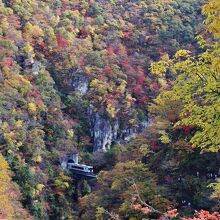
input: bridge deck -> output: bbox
[68,168,97,179]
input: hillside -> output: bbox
[0,0,219,219]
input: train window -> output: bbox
[72,166,84,170]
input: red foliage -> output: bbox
[26,75,34,81]
[133,85,144,97]
[7,14,21,29]
[81,136,92,145]
[62,119,74,129]
[183,210,220,220]
[179,125,194,135]
[106,46,114,54]
[164,175,174,183]
[45,202,51,212]
[121,58,130,68]
[165,209,178,218]
[57,112,63,118]
[137,67,145,84]
[37,41,46,50]
[62,0,72,10]
[44,50,53,56]
[134,205,220,220]
[141,207,151,215]
[140,95,148,103]
[135,95,149,108]
[122,31,132,38]
[56,34,69,49]
[79,57,85,66]
[3,57,14,67]
[104,66,113,75]
[150,81,160,91]
[150,140,160,151]
[137,73,145,84]
[132,204,142,210]
[31,90,42,98]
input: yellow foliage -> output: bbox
[16,141,23,148]
[95,207,105,219]
[150,61,168,75]
[106,103,118,118]
[4,132,16,146]
[85,25,95,34]
[36,184,45,192]
[125,94,135,108]
[202,0,220,38]
[23,42,34,54]
[90,78,107,94]
[158,78,168,89]
[174,49,191,58]
[30,167,36,174]
[67,129,74,138]
[1,17,9,30]
[15,120,23,128]
[90,78,100,87]
[0,154,14,218]
[159,130,171,144]
[28,102,37,113]
[50,15,60,27]
[128,119,136,125]
[24,22,44,41]
[64,182,69,188]
[117,80,127,93]
[33,155,42,163]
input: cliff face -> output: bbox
[72,74,89,96]
[88,105,151,152]
[59,73,152,152]
[61,75,151,152]
[0,69,4,84]
[88,106,117,151]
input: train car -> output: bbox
[67,162,93,173]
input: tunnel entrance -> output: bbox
[67,159,75,164]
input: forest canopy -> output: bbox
[0,0,219,219]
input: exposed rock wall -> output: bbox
[69,76,152,152]
[72,74,89,95]
[0,69,4,84]
[88,106,115,151]
[88,105,151,152]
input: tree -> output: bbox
[0,153,32,219]
[149,0,220,208]
[150,1,220,152]
[79,161,171,219]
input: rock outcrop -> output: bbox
[72,74,89,95]
[88,106,115,151]
[88,105,151,152]
[0,69,4,84]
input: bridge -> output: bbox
[68,168,97,179]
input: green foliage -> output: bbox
[80,160,171,219]
[151,46,220,152]
[0,153,31,219]
[0,0,218,219]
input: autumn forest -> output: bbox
[0,0,220,219]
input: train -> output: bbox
[67,162,94,173]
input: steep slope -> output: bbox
[0,0,208,219]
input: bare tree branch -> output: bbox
[104,210,121,220]
[125,178,170,220]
